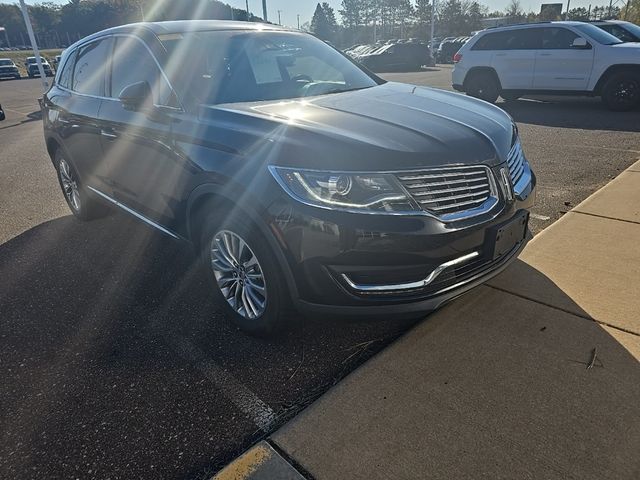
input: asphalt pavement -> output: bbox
[1,71,639,479]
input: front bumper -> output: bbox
[0,69,19,78]
[266,166,536,318]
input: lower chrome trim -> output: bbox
[341,251,481,293]
[87,186,181,240]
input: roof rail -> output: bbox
[486,21,552,30]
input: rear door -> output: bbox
[491,29,540,89]
[533,27,595,90]
[54,38,112,193]
[472,29,539,89]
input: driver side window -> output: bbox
[110,36,177,107]
[542,28,580,49]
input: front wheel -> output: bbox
[465,72,500,103]
[200,211,291,336]
[601,72,640,111]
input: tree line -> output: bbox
[0,0,262,48]
[319,0,636,45]
[0,0,638,49]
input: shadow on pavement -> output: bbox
[0,213,415,479]
[0,110,42,131]
[501,97,640,133]
[274,260,640,480]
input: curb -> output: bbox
[211,441,305,480]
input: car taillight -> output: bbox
[453,52,462,63]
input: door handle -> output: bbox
[495,53,507,56]
[100,129,117,139]
[539,53,552,56]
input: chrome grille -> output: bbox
[396,165,496,219]
[507,141,525,187]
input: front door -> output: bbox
[98,35,186,229]
[533,27,595,90]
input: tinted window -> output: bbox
[57,50,76,89]
[541,27,580,49]
[472,29,541,50]
[602,24,638,42]
[72,39,111,96]
[110,36,175,106]
[573,24,622,45]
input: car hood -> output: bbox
[198,82,514,171]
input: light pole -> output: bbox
[262,0,268,22]
[278,10,282,25]
[297,14,300,30]
[430,0,436,58]
[18,0,47,91]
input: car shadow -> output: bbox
[0,110,42,131]
[0,214,637,478]
[500,97,640,133]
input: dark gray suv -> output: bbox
[42,21,536,335]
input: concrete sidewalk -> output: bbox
[215,161,640,480]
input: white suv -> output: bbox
[452,21,640,111]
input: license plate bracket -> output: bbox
[492,212,529,260]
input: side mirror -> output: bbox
[571,37,590,49]
[118,81,152,111]
[0,104,5,122]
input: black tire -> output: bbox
[54,149,110,221]
[501,92,521,102]
[465,71,500,103]
[199,208,292,336]
[601,71,640,111]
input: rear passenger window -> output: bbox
[57,50,76,89]
[72,38,111,96]
[110,36,176,106]
[472,29,541,50]
[542,28,580,49]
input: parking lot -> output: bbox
[1,69,639,479]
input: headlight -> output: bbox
[269,166,419,214]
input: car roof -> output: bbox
[484,21,587,32]
[588,20,628,24]
[0,58,12,61]
[65,20,291,52]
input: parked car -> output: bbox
[42,20,535,335]
[589,20,640,43]
[452,21,640,111]
[52,54,63,70]
[0,58,21,79]
[25,56,53,77]
[359,42,435,71]
[437,37,470,63]
[0,103,5,121]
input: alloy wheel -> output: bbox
[210,230,267,320]
[58,158,81,212]
[612,79,639,107]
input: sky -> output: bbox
[21,0,621,31]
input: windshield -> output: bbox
[573,24,623,45]
[618,22,640,40]
[159,30,378,108]
[0,59,13,66]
